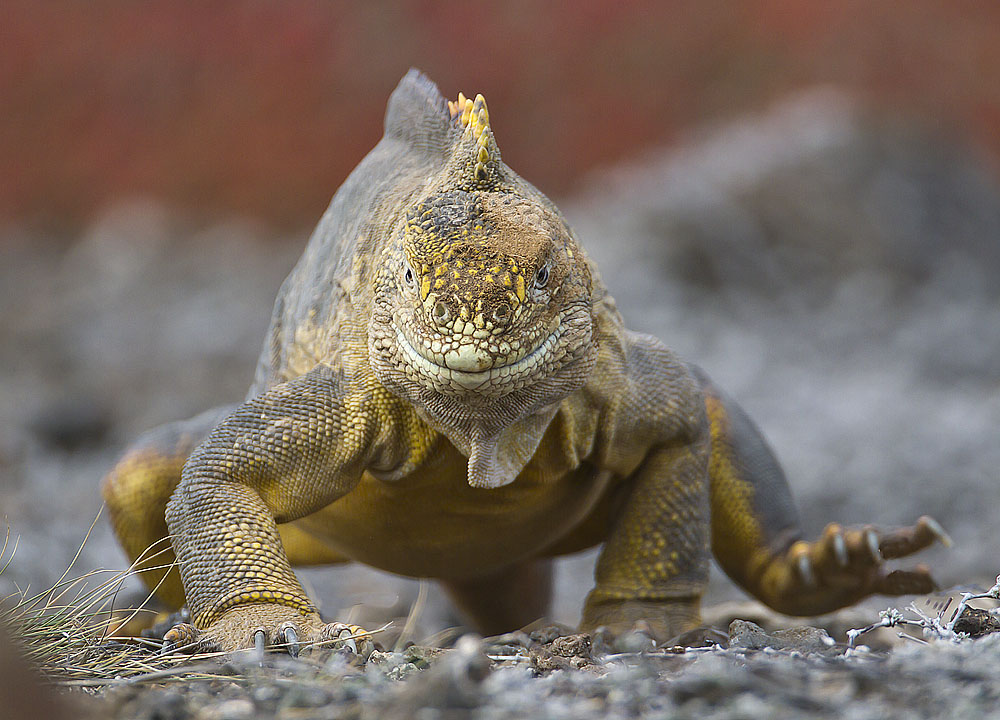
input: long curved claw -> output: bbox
[256,623,300,658]
[786,542,817,587]
[283,625,300,658]
[864,529,882,563]
[921,516,953,547]
[814,524,849,570]
[338,629,359,655]
[253,629,267,666]
[796,553,816,588]
[832,533,849,567]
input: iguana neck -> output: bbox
[414,401,560,489]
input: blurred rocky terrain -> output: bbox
[1,89,997,645]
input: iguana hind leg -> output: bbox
[695,366,944,617]
[102,407,236,608]
[441,558,553,636]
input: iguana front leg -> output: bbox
[581,438,712,640]
[164,363,426,654]
[579,336,713,640]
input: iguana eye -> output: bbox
[403,264,415,287]
[534,263,550,288]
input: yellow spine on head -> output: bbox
[447,90,499,186]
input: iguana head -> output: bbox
[369,87,597,488]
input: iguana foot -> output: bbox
[160,604,374,659]
[580,597,702,644]
[759,515,949,616]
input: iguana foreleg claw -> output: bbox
[282,625,299,658]
[158,605,374,659]
[251,622,301,661]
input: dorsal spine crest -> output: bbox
[448,91,497,185]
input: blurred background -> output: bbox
[2,1,998,637]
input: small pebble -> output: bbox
[196,698,255,720]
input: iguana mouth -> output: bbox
[395,324,566,392]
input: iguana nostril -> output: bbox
[493,303,512,325]
[433,300,451,325]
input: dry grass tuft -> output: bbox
[0,512,235,687]
[1,513,391,689]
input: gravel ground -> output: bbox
[2,90,998,716]
[71,619,1000,720]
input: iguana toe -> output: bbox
[160,621,201,655]
[874,564,937,596]
[877,515,952,558]
[320,622,376,658]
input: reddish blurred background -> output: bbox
[4,0,999,231]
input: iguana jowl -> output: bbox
[103,70,947,652]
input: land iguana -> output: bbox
[102,70,948,654]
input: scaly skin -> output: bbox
[102,70,947,653]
